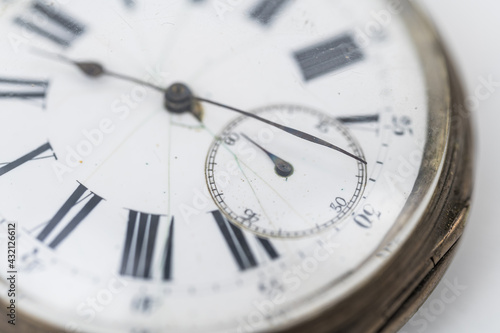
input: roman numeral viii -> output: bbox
[37,184,103,249]
[14,1,86,47]
[0,142,56,177]
[119,212,174,281]
[211,210,279,271]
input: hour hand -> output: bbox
[28,47,165,92]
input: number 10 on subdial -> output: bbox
[205,105,367,239]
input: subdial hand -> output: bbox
[240,133,294,178]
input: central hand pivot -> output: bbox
[164,83,203,121]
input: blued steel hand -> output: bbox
[240,133,294,178]
[30,49,367,165]
[195,96,366,164]
[29,47,165,92]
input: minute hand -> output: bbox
[28,48,366,165]
[196,97,367,165]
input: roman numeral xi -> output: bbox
[14,1,86,47]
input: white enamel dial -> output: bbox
[0,0,439,332]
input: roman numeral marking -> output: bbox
[294,34,364,81]
[120,211,160,279]
[0,142,56,177]
[37,183,103,249]
[162,217,175,281]
[338,114,381,134]
[0,77,49,106]
[120,212,174,280]
[14,2,86,47]
[256,236,279,260]
[250,0,291,26]
[122,0,136,9]
[211,210,279,271]
[337,114,380,124]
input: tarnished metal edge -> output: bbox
[280,0,474,332]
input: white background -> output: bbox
[401,1,500,332]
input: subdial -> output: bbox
[205,105,367,238]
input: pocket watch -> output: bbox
[0,0,473,332]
